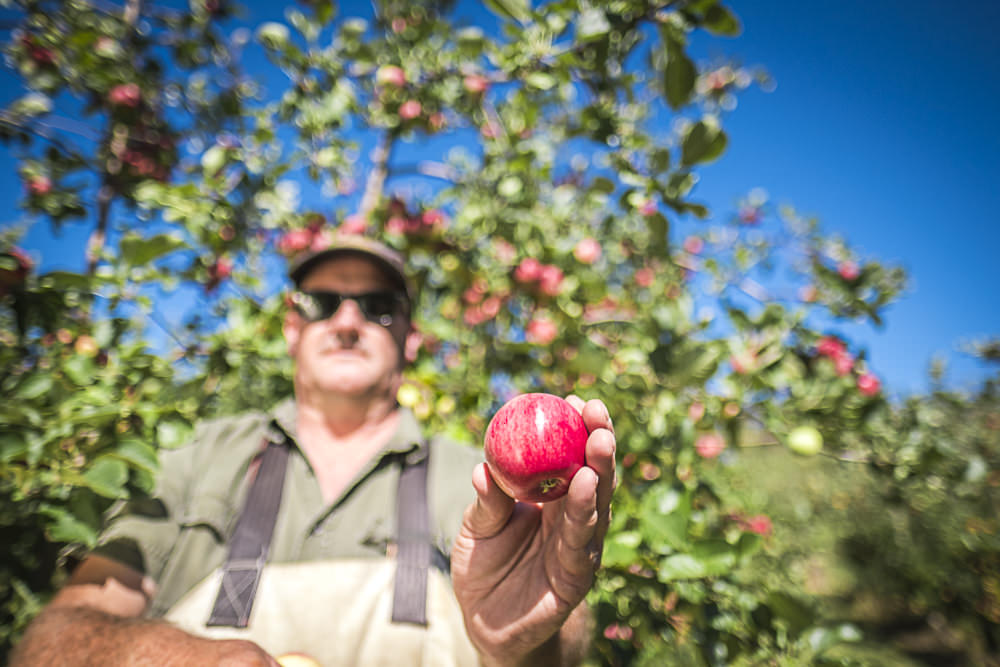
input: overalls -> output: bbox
[161,423,479,666]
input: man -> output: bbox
[11,235,617,666]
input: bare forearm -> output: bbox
[10,604,272,667]
[11,605,186,666]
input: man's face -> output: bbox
[284,254,417,402]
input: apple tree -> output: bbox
[7,0,991,665]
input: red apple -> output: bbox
[398,99,422,120]
[339,213,367,235]
[573,237,602,264]
[463,74,489,95]
[514,257,542,283]
[26,175,52,196]
[375,65,406,88]
[538,264,564,296]
[484,393,588,502]
[857,372,881,396]
[816,336,846,359]
[525,316,558,345]
[682,236,704,255]
[634,266,655,288]
[738,205,761,224]
[205,255,233,291]
[0,247,32,292]
[838,260,860,281]
[108,83,142,108]
[694,432,726,459]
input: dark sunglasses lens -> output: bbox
[295,291,403,325]
[357,292,400,319]
[292,292,343,321]
[311,293,346,320]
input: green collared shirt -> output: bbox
[95,399,482,617]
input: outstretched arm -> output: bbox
[10,554,279,667]
[450,397,616,666]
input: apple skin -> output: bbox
[484,393,589,502]
[787,425,823,457]
[276,653,321,667]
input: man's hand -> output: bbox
[450,396,616,667]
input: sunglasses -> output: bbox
[290,290,409,327]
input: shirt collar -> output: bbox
[269,397,426,462]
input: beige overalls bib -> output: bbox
[163,429,479,666]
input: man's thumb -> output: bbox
[462,463,516,539]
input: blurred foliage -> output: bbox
[0,0,996,664]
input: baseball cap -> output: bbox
[287,234,415,305]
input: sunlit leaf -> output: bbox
[81,456,128,498]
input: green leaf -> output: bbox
[766,591,817,637]
[603,530,642,568]
[62,355,94,386]
[737,532,764,559]
[703,4,742,36]
[42,508,99,547]
[577,8,610,41]
[9,92,53,117]
[0,431,28,462]
[257,22,290,49]
[640,486,690,553]
[664,43,696,110]
[670,344,723,385]
[112,438,160,473]
[525,72,557,90]
[81,456,129,498]
[658,553,704,581]
[483,0,531,24]
[119,233,185,268]
[658,540,740,581]
[681,116,727,166]
[16,373,53,400]
[64,403,122,426]
[156,416,193,449]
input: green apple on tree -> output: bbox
[787,425,823,457]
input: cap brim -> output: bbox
[287,236,414,305]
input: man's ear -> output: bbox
[283,309,303,357]
[403,326,421,364]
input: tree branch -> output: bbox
[85,0,142,276]
[358,131,395,220]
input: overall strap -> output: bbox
[207,421,291,628]
[391,443,433,626]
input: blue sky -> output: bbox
[690,1,1000,396]
[3,1,998,398]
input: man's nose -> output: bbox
[325,296,367,329]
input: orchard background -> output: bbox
[1,0,998,665]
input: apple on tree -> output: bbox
[0,247,33,294]
[786,425,823,457]
[484,393,588,503]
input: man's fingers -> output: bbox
[568,396,617,546]
[581,398,613,434]
[554,466,601,584]
[462,462,517,539]
[586,427,616,544]
[565,394,586,413]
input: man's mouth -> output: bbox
[321,346,366,358]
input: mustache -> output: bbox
[317,335,368,356]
